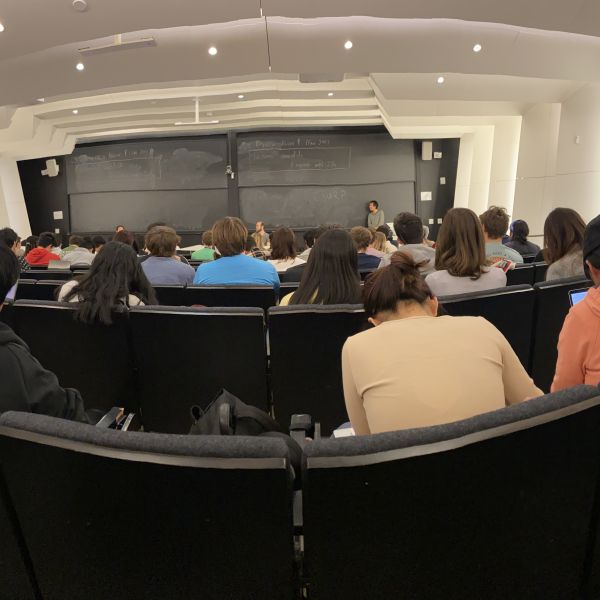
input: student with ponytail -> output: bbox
[341,254,541,435]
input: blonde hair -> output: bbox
[372,232,387,253]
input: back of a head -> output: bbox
[146,221,167,232]
[584,214,600,272]
[0,245,19,303]
[350,226,372,251]
[245,234,257,252]
[201,230,213,246]
[37,232,56,248]
[435,208,486,279]
[292,229,360,305]
[0,228,19,249]
[377,224,393,241]
[64,241,156,324]
[479,206,510,239]
[270,227,296,261]
[145,226,179,257]
[92,235,106,251]
[363,252,432,317]
[393,212,424,244]
[303,229,317,249]
[212,217,247,257]
[69,235,84,247]
[544,207,586,264]
[372,232,387,252]
[510,220,529,244]
[80,239,94,252]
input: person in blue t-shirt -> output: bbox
[193,217,279,291]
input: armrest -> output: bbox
[290,414,321,443]
[94,407,125,428]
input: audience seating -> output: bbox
[278,282,300,300]
[440,285,535,369]
[302,385,600,600]
[16,279,61,302]
[152,284,186,306]
[185,285,277,311]
[530,276,592,392]
[129,306,269,434]
[20,270,72,281]
[523,254,538,264]
[268,304,368,435]
[534,261,549,283]
[10,301,138,413]
[0,411,296,600]
[506,264,535,286]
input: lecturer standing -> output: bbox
[367,201,385,229]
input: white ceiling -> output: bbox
[0,0,596,155]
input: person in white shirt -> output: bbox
[268,227,306,272]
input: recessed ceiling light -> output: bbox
[344,40,353,50]
[76,62,85,71]
[473,43,482,53]
[72,109,79,114]
[437,76,445,84]
[36,98,45,103]
[238,94,245,99]
[0,23,5,33]
[208,46,218,56]
[328,92,334,97]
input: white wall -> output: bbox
[0,158,31,237]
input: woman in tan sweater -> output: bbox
[342,254,542,435]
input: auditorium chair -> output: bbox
[129,306,269,433]
[21,270,72,281]
[533,261,549,283]
[0,411,296,600]
[439,285,535,369]
[152,284,186,306]
[184,285,278,311]
[10,300,137,413]
[14,279,38,300]
[506,264,535,286]
[278,282,300,300]
[302,385,600,600]
[530,276,592,392]
[269,304,368,435]
[0,298,15,327]
[15,280,61,302]
[523,254,538,264]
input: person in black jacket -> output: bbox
[0,246,88,421]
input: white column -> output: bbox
[0,157,31,237]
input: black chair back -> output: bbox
[534,261,548,282]
[184,285,277,311]
[531,277,592,392]
[268,304,367,434]
[440,285,535,369]
[523,254,537,263]
[21,270,72,281]
[130,306,268,433]
[14,279,38,301]
[11,301,137,412]
[0,412,295,600]
[278,282,300,301]
[506,264,535,286]
[152,284,185,306]
[303,386,600,600]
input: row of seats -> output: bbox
[0,276,589,435]
[506,261,548,286]
[2,384,600,599]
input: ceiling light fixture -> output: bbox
[76,62,85,71]
[0,23,5,33]
[437,76,445,84]
[36,98,45,103]
[344,40,353,50]
[328,92,334,97]
[208,46,218,56]
[473,43,482,53]
[238,94,245,99]
[72,109,79,114]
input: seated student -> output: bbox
[479,206,524,264]
[59,241,157,323]
[280,229,361,306]
[61,235,95,266]
[92,235,106,254]
[350,227,381,270]
[191,231,217,262]
[379,213,435,275]
[298,229,317,262]
[552,214,600,391]
[422,225,436,248]
[193,217,279,290]
[505,220,540,257]
[268,227,305,272]
[26,232,61,267]
[0,227,29,270]
[0,246,88,421]
[140,226,195,285]
[376,225,398,252]
[244,234,268,261]
[366,233,387,259]
[113,229,140,254]
[280,226,329,283]
[425,208,506,296]
[342,253,541,435]
[542,208,586,281]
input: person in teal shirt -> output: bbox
[480,206,524,264]
[193,217,279,291]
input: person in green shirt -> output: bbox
[191,230,217,262]
[367,201,385,229]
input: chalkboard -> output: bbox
[239,183,415,229]
[66,137,228,193]
[70,190,228,232]
[237,132,415,187]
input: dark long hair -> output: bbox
[510,220,529,244]
[63,241,156,325]
[543,208,585,264]
[290,229,361,305]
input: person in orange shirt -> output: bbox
[552,214,600,391]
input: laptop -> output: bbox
[569,288,589,307]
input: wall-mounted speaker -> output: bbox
[41,159,59,178]
[422,141,433,161]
